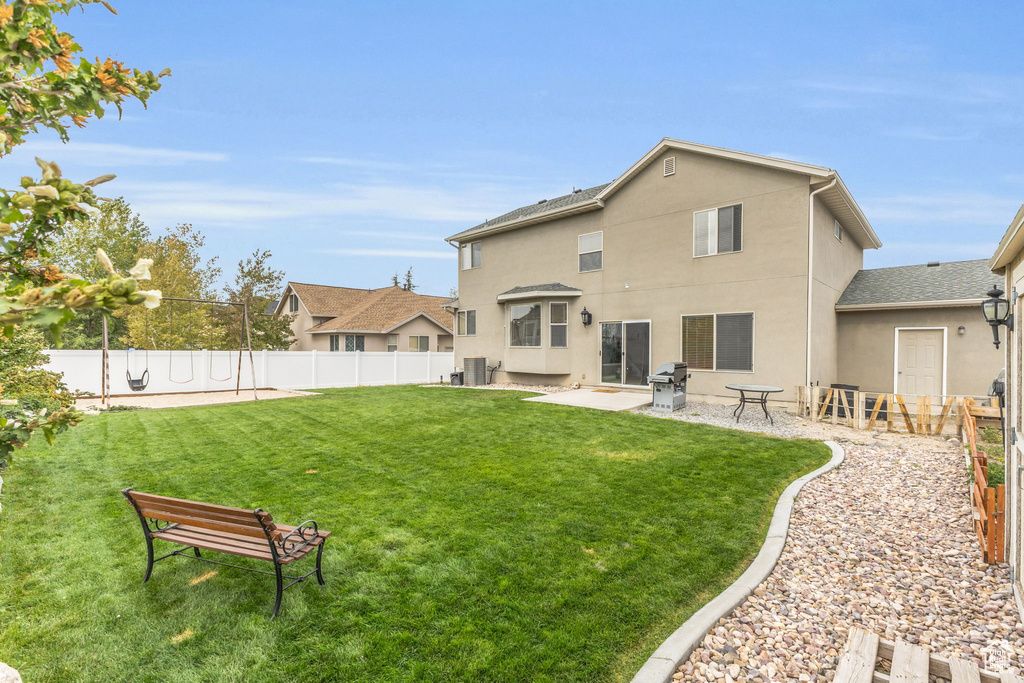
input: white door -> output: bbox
[896,329,944,395]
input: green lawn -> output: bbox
[0,386,829,682]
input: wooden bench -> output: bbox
[122,488,330,617]
[836,627,1024,683]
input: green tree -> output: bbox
[123,223,220,350]
[218,249,294,350]
[402,267,416,292]
[48,197,150,348]
[0,0,168,459]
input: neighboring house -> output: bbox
[836,259,1002,396]
[274,282,454,352]
[446,138,880,402]
[988,202,1024,612]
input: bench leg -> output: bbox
[193,547,201,558]
[315,540,326,585]
[142,535,155,583]
[271,563,284,619]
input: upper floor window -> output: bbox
[578,231,603,272]
[288,293,299,312]
[834,220,843,242]
[457,310,476,336]
[681,312,753,372]
[694,204,742,257]
[509,302,542,347]
[329,334,340,352]
[409,335,429,352]
[461,242,482,270]
[550,302,568,348]
[387,334,398,352]
[345,334,364,352]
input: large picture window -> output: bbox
[457,310,476,336]
[461,241,482,270]
[345,334,364,352]
[549,302,567,348]
[409,335,429,352]
[681,312,753,371]
[694,204,742,257]
[578,232,603,272]
[509,302,542,347]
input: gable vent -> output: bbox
[663,156,676,176]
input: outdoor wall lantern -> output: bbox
[982,285,1012,348]
[580,307,593,326]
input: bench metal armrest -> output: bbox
[277,520,319,558]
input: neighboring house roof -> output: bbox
[496,282,583,302]
[836,259,996,310]
[276,282,384,317]
[990,203,1024,272]
[265,299,279,315]
[303,285,454,334]
[446,138,881,250]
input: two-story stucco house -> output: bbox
[445,138,883,403]
[275,282,454,353]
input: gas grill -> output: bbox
[646,362,689,412]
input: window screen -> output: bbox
[717,205,742,253]
[681,315,714,369]
[550,302,567,348]
[715,313,753,371]
[289,294,298,313]
[458,310,476,336]
[695,205,741,256]
[329,334,339,352]
[578,232,603,272]
[387,334,398,352]
[461,242,481,269]
[409,335,429,352]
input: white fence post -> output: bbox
[394,351,399,384]
[261,349,268,388]
[201,349,210,392]
[425,350,431,383]
[310,350,318,390]
[354,350,361,387]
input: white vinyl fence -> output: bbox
[43,349,455,396]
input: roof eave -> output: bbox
[445,199,604,243]
[496,290,583,302]
[381,311,454,334]
[823,175,882,250]
[835,298,984,312]
[990,203,1024,272]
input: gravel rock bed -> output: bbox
[674,442,1023,681]
[635,400,800,438]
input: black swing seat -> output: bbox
[126,369,149,391]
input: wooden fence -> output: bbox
[963,400,1006,564]
[795,386,996,436]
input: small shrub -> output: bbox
[104,405,144,412]
[980,425,1003,444]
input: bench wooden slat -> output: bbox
[137,507,271,540]
[132,496,271,528]
[890,640,929,683]
[156,525,280,554]
[836,628,879,683]
[129,491,275,523]
[156,529,277,562]
[950,658,982,683]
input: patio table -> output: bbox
[725,384,784,425]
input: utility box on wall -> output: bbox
[464,357,487,386]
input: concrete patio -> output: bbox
[522,387,652,411]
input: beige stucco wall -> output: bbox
[453,149,864,401]
[809,198,865,386]
[835,306,1000,396]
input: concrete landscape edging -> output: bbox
[629,440,846,683]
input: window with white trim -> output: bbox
[681,312,753,371]
[457,310,476,336]
[409,335,429,352]
[387,334,398,352]
[834,220,843,242]
[578,231,602,272]
[694,204,742,257]
[329,334,340,352]
[461,242,482,270]
[288,293,299,313]
[345,334,364,352]
[549,302,567,348]
[509,302,542,347]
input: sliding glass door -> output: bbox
[600,321,650,386]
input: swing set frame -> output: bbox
[100,298,260,406]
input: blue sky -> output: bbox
[6,1,1022,297]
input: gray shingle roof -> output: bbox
[498,283,582,297]
[837,259,997,307]
[450,184,610,241]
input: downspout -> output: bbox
[805,177,837,387]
